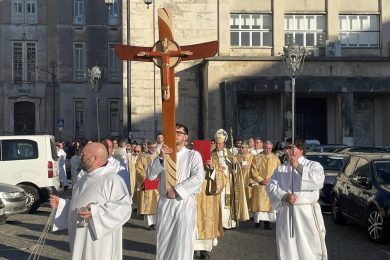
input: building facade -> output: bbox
[0,0,123,141]
[123,0,390,146]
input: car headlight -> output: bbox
[2,192,25,199]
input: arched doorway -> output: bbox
[14,101,35,135]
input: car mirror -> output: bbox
[354,176,372,188]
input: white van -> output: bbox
[0,135,61,213]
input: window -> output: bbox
[230,14,272,47]
[108,43,121,81]
[344,156,359,177]
[108,0,119,25]
[108,99,120,135]
[74,0,84,25]
[1,139,38,161]
[12,0,37,24]
[73,42,85,81]
[339,15,379,47]
[13,41,36,82]
[375,161,390,185]
[284,15,326,49]
[74,99,85,137]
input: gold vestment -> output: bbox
[249,154,280,212]
[211,149,249,222]
[135,153,159,215]
[196,168,224,240]
[236,153,254,207]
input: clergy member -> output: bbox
[236,141,254,208]
[194,163,225,259]
[128,144,142,208]
[211,129,249,229]
[49,142,132,260]
[266,137,327,260]
[251,137,264,155]
[147,123,204,260]
[135,141,160,230]
[250,140,280,229]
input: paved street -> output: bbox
[1,200,390,260]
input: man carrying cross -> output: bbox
[115,8,218,259]
[147,123,204,260]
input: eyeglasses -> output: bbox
[284,146,293,150]
[126,149,131,151]
[176,131,186,136]
[133,150,141,153]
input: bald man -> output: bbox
[50,143,132,260]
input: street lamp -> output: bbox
[87,66,103,142]
[36,61,57,136]
[143,0,152,8]
[282,39,305,238]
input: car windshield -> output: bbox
[374,161,390,184]
[306,155,346,171]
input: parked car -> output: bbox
[333,146,388,154]
[0,183,28,217]
[0,199,5,224]
[307,144,348,153]
[0,135,61,213]
[306,152,348,208]
[331,153,390,242]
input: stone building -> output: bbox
[123,0,390,146]
[0,0,123,141]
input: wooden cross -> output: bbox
[115,8,218,191]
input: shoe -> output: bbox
[149,224,156,230]
[264,221,272,230]
[254,222,260,228]
[199,250,210,259]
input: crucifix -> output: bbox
[115,8,218,191]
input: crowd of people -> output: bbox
[49,125,327,260]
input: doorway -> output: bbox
[296,97,327,144]
[14,101,35,135]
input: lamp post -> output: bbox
[87,66,103,142]
[282,39,305,238]
[37,61,57,136]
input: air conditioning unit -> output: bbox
[305,48,319,57]
[325,40,341,57]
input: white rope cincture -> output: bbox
[28,208,56,260]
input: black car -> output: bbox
[306,152,348,208]
[331,153,390,242]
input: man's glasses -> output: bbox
[133,150,141,153]
[176,131,186,136]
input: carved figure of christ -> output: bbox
[137,38,193,100]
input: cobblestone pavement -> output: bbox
[1,199,390,259]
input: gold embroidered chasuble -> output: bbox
[236,153,254,207]
[135,153,159,215]
[196,168,224,240]
[211,149,249,221]
[128,154,138,205]
[249,153,281,212]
